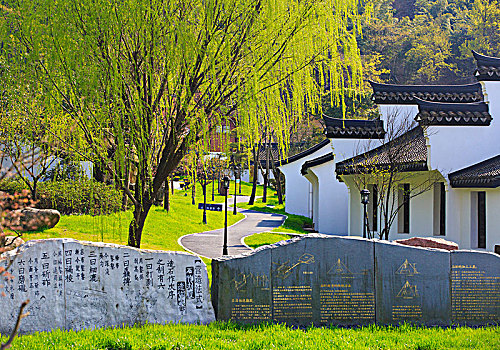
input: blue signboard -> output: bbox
[198,203,223,212]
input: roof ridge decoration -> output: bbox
[414,97,492,126]
[301,153,334,175]
[369,80,484,105]
[449,154,500,188]
[472,50,500,81]
[336,126,428,175]
[323,115,386,139]
[278,139,330,166]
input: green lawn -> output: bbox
[7,322,499,349]
[244,232,298,248]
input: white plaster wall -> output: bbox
[304,171,319,228]
[307,160,348,235]
[278,142,332,217]
[378,105,419,125]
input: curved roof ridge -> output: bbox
[449,154,500,188]
[369,80,484,105]
[472,50,500,81]
[322,115,386,139]
[278,139,330,166]
[301,153,334,175]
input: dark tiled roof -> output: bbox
[336,126,428,175]
[301,153,334,175]
[414,98,492,126]
[473,51,500,81]
[369,80,484,104]
[278,139,330,166]
[257,143,279,162]
[323,115,386,139]
[449,155,500,188]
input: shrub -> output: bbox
[0,178,122,215]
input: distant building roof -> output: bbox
[323,115,386,139]
[414,98,492,126]
[449,155,500,188]
[278,139,330,166]
[369,80,484,105]
[301,153,334,175]
[336,126,428,175]
[473,51,500,81]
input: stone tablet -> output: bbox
[213,234,375,327]
[212,245,272,323]
[451,250,500,326]
[374,241,451,326]
[0,239,215,334]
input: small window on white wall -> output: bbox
[433,183,446,236]
[470,191,487,249]
[398,184,410,233]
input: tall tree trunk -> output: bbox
[248,143,261,205]
[262,137,270,203]
[272,167,283,205]
[164,177,170,212]
[128,199,153,248]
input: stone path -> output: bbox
[179,195,286,259]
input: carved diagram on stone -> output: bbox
[232,272,269,291]
[327,258,369,277]
[18,295,46,319]
[396,259,419,276]
[397,281,419,299]
[272,253,315,279]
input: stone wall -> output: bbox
[212,235,500,326]
[0,239,215,333]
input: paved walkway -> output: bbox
[179,196,286,259]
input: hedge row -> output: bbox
[0,178,122,215]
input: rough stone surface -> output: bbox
[375,241,451,326]
[395,237,458,251]
[213,235,500,327]
[451,250,500,326]
[8,208,61,232]
[0,239,215,334]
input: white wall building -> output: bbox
[277,139,332,217]
[337,51,500,252]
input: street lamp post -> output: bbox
[222,176,230,255]
[233,165,238,215]
[360,189,370,239]
[202,173,207,224]
[211,166,215,202]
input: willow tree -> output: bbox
[1,0,365,247]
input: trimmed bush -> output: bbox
[0,178,122,215]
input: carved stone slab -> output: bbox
[451,250,500,326]
[0,239,215,333]
[213,235,375,327]
[374,240,451,326]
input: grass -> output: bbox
[244,232,297,248]
[6,322,499,349]
[12,182,246,280]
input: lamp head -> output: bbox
[223,176,230,190]
[360,189,370,205]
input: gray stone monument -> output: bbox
[212,235,500,327]
[0,239,215,333]
[451,250,500,325]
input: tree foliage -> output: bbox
[1,0,365,247]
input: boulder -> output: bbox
[7,208,61,232]
[395,237,458,251]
